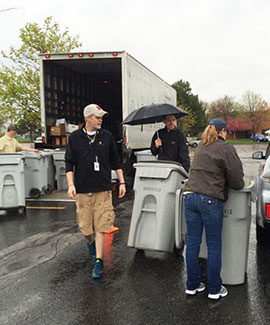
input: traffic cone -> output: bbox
[105,225,119,234]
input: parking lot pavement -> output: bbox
[234,143,268,183]
[1,144,270,324]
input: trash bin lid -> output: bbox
[133,160,188,179]
[42,149,54,152]
[0,153,23,157]
[21,151,42,159]
[229,180,255,193]
[134,150,154,156]
[39,152,52,157]
[0,153,24,165]
[228,180,256,202]
[52,149,66,160]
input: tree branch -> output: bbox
[0,8,18,13]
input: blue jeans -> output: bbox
[183,193,224,294]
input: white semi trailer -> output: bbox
[39,51,176,159]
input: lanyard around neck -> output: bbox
[84,128,98,145]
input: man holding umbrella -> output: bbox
[122,103,190,172]
[150,114,190,172]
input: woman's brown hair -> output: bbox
[201,124,219,145]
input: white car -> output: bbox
[252,145,270,245]
[188,138,201,148]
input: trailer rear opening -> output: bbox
[43,57,123,145]
[40,51,177,156]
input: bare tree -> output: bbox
[0,8,18,13]
[206,95,237,121]
[242,90,263,112]
[242,91,265,135]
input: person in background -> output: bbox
[150,114,190,172]
[0,124,41,154]
[65,104,126,279]
[183,118,244,299]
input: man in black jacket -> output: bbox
[65,104,126,279]
[150,114,190,172]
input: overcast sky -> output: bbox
[1,0,270,103]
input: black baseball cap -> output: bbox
[209,118,232,134]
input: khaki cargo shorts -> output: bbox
[76,191,115,236]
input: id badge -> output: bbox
[94,161,100,172]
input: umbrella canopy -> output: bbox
[122,103,188,125]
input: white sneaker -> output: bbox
[208,285,228,299]
[185,282,206,295]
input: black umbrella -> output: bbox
[122,103,188,126]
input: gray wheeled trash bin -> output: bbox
[128,161,188,253]
[178,182,255,285]
[52,150,118,191]
[135,150,157,162]
[0,153,25,212]
[23,151,53,198]
[52,150,67,191]
[42,150,55,192]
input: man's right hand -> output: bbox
[67,184,76,200]
[155,138,162,148]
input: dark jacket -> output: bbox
[65,128,121,193]
[150,127,190,172]
[184,137,244,201]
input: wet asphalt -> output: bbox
[1,144,270,325]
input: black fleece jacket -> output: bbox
[150,127,190,172]
[65,128,121,193]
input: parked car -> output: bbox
[250,134,268,142]
[252,144,270,244]
[188,138,201,148]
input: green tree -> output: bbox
[0,113,5,131]
[172,80,206,135]
[0,16,82,140]
[178,105,196,135]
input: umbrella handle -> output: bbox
[155,121,160,139]
[156,130,163,153]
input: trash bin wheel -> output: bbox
[45,184,54,194]
[29,188,41,199]
[256,222,270,245]
[135,249,145,256]
[173,243,184,256]
[18,207,26,215]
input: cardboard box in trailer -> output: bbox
[39,51,177,157]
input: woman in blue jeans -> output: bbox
[183,118,244,299]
